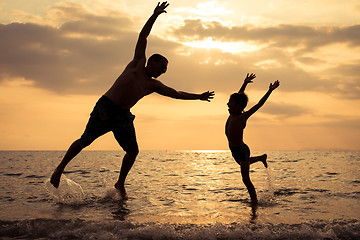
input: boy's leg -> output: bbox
[240,160,258,205]
[250,154,267,168]
[115,151,138,200]
[50,139,85,188]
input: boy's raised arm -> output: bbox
[245,80,280,118]
[133,2,169,60]
[238,73,256,93]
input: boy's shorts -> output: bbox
[229,144,250,164]
[80,95,139,153]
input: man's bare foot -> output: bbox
[250,197,258,207]
[50,168,62,188]
[262,154,268,168]
[114,182,128,200]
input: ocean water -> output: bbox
[0,150,359,239]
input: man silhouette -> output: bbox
[50,2,215,199]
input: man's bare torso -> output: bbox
[104,59,156,109]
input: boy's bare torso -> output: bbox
[226,114,247,147]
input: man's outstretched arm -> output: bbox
[134,2,169,60]
[153,80,215,101]
[238,73,256,93]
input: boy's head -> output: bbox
[228,93,248,114]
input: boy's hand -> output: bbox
[200,91,215,102]
[244,73,256,84]
[154,2,169,15]
[269,80,280,91]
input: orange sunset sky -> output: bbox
[0,0,359,151]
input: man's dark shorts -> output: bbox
[230,144,250,164]
[80,95,138,153]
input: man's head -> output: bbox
[146,54,168,78]
[228,93,248,114]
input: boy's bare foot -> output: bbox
[50,168,62,188]
[262,154,268,168]
[114,182,128,200]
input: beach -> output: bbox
[1,150,359,239]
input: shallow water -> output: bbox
[1,150,359,239]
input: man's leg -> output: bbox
[50,139,86,188]
[240,161,258,205]
[112,112,138,200]
[115,151,138,200]
[249,154,267,168]
[50,96,111,188]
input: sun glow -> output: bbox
[182,37,260,53]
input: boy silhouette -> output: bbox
[225,73,279,205]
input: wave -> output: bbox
[1,219,359,240]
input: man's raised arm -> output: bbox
[134,2,169,60]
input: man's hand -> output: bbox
[200,91,215,102]
[269,80,280,91]
[244,73,256,84]
[154,2,169,15]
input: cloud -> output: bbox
[0,2,183,95]
[1,3,359,101]
[260,102,309,119]
[166,19,360,99]
[170,19,360,51]
[0,22,129,94]
[323,116,360,128]
[0,2,140,94]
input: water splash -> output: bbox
[103,188,122,201]
[258,166,276,205]
[266,166,275,195]
[97,172,122,201]
[44,175,85,204]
